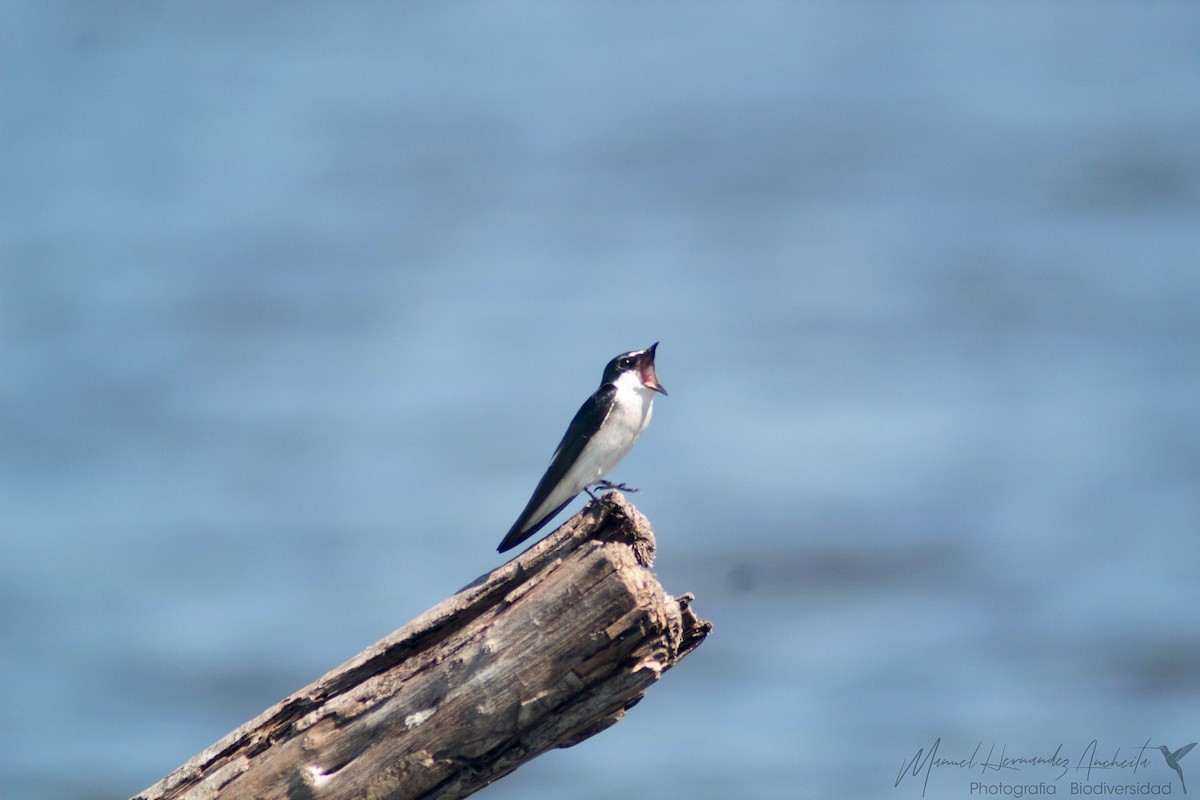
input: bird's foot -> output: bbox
[594,479,639,494]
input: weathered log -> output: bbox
[133,492,710,800]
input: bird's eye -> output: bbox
[619,356,634,369]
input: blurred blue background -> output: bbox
[3,3,1199,799]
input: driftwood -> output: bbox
[133,492,710,800]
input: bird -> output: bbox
[497,343,667,553]
[1158,743,1196,794]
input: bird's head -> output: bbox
[604,342,667,396]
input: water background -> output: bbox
[3,3,1199,798]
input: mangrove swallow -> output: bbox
[497,343,667,553]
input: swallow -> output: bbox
[497,343,667,553]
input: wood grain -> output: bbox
[133,492,710,800]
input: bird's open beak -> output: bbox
[640,342,668,396]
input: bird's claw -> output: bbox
[594,479,639,494]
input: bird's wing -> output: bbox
[497,385,616,553]
[1174,743,1197,761]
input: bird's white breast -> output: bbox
[574,370,656,482]
[523,371,657,528]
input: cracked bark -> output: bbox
[132,492,710,800]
